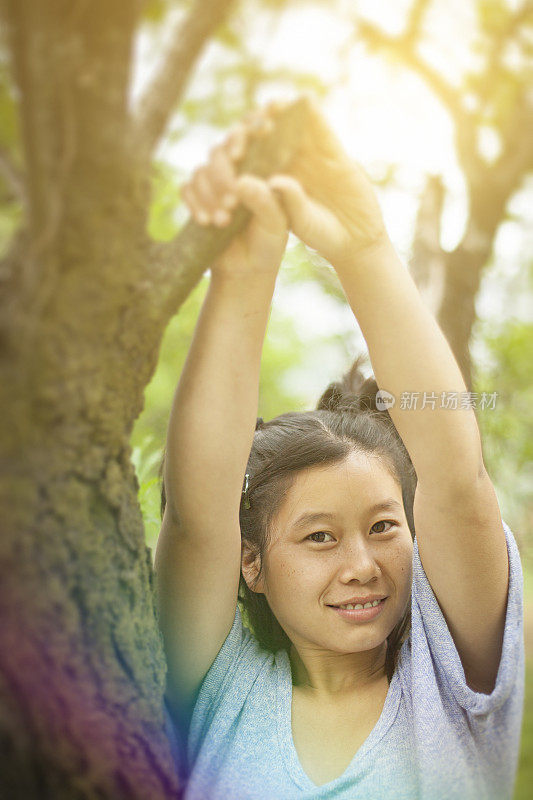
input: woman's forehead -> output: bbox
[272,454,403,530]
[289,452,397,493]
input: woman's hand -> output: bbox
[228,97,391,271]
[182,112,290,279]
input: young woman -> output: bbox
[154,99,524,799]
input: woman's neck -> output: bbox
[288,639,388,697]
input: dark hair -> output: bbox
[160,354,417,683]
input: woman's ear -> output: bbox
[241,540,265,594]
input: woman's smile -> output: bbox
[327,597,388,622]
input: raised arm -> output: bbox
[258,97,508,695]
[154,120,289,722]
[326,238,508,695]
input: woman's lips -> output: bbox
[328,597,387,622]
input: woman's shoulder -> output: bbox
[398,519,524,717]
[184,602,280,764]
[194,603,277,706]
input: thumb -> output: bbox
[267,175,327,246]
[233,173,288,235]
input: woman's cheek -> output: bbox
[272,554,320,600]
[395,543,413,597]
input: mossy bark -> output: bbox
[0,154,180,796]
[0,2,307,795]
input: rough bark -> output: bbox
[0,0,307,796]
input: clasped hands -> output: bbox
[182,97,391,279]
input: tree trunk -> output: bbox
[0,2,308,793]
[0,87,183,790]
[0,183,181,798]
[0,1,197,796]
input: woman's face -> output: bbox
[246,451,413,657]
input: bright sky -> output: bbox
[133,0,531,399]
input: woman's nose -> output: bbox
[336,539,381,583]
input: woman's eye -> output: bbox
[307,531,334,543]
[370,520,396,534]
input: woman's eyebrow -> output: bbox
[292,511,337,529]
[366,499,403,515]
[291,499,403,529]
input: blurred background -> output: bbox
[3,0,529,793]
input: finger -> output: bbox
[225,123,248,161]
[226,108,274,164]
[185,124,254,226]
[242,108,275,135]
[234,174,288,234]
[220,105,279,166]
[265,98,290,115]
[187,167,227,226]
[182,181,209,225]
[191,166,221,223]
[190,144,239,225]
[252,114,274,135]
[267,173,331,245]
[210,145,240,213]
[267,174,310,226]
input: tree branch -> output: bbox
[409,174,446,315]
[356,17,467,126]
[355,10,484,183]
[145,97,310,324]
[3,0,138,255]
[133,0,237,155]
[493,104,533,196]
[474,3,533,106]
[403,0,432,46]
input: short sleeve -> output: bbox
[162,603,250,781]
[186,603,271,766]
[193,602,250,713]
[411,518,524,716]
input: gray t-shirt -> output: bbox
[165,519,524,799]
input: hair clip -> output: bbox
[242,473,251,509]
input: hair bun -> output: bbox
[316,353,381,414]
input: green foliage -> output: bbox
[178,63,327,133]
[283,241,347,304]
[472,293,533,542]
[0,64,19,149]
[0,59,24,256]
[476,0,513,37]
[477,318,533,467]
[142,0,189,25]
[147,161,188,242]
[214,23,243,51]
[131,435,164,551]
[179,94,248,130]
[0,202,22,258]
